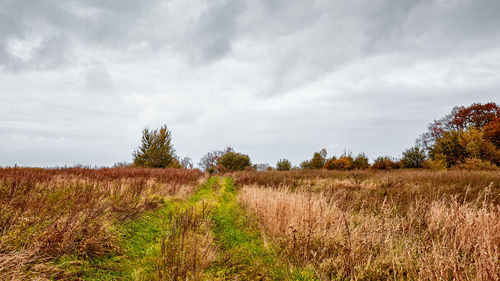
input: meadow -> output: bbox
[0,168,498,280]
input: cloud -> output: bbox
[1,0,499,167]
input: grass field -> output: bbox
[1,168,499,280]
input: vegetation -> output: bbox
[198,147,251,172]
[400,146,426,168]
[2,102,500,280]
[420,102,499,169]
[352,153,370,169]
[133,125,179,168]
[217,151,252,171]
[236,169,500,280]
[276,159,292,171]
[2,166,499,280]
[0,167,203,280]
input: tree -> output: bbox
[428,130,465,167]
[418,102,500,149]
[310,149,327,169]
[401,146,426,168]
[180,157,193,169]
[429,128,499,167]
[276,159,292,171]
[352,153,370,170]
[484,117,500,148]
[198,147,234,171]
[451,102,500,129]
[133,125,177,168]
[256,163,270,171]
[300,160,311,169]
[324,157,336,170]
[218,152,251,171]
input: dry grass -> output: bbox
[0,167,203,280]
[158,202,216,280]
[237,170,500,280]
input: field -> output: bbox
[1,168,499,280]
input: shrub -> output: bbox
[218,152,251,171]
[324,158,336,170]
[372,157,399,170]
[300,160,311,169]
[325,157,351,170]
[452,158,498,171]
[423,154,448,170]
[276,159,292,171]
[401,146,426,168]
[352,154,370,170]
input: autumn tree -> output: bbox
[484,117,500,148]
[133,125,177,168]
[372,157,399,170]
[418,102,500,149]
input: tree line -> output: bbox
[131,102,499,171]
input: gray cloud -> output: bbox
[1,0,499,167]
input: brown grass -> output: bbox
[157,202,216,280]
[0,167,203,280]
[237,170,500,280]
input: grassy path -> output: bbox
[207,177,317,281]
[67,177,316,280]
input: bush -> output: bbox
[324,157,351,170]
[324,158,336,170]
[423,154,448,170]
[352,154,370,170]
[401,146,426,168]
[452,158,498,171]
[372,157,399,170]
[276,159,292,171]
[218,152,251,171]
[300,160,311,169]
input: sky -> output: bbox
[1,0,499,168]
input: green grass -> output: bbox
[207,177,318,281]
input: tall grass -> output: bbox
[237,170,500,280]
[158,202,216,280]
[0,167,203,279]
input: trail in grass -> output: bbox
[65,176,316,280]
[74,177,221,280]
[207,177,318,281]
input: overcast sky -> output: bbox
[1,0,499,167]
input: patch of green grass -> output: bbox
[208,177,318,281]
